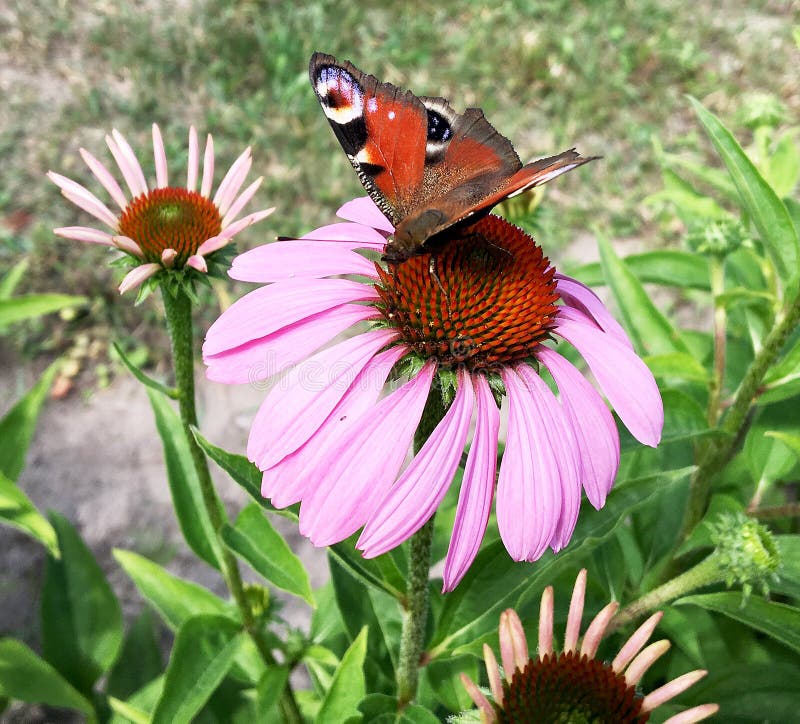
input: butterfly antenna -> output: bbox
[429,256,452,318]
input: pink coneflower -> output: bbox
[203,196,663,591]
[460,569,718,723]
[48,125,273,294]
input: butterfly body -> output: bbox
[310,52,596,263]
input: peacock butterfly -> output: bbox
[310,52,597,264]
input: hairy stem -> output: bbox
[707,257,727,426]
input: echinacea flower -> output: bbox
[203,196,663,591]
[460,569,719,723]
[49,125,273,294]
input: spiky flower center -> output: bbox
[375,216,559,370]
[499,651,648,724]
[118,188,222,265]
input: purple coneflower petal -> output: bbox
[79,148,128,210]
[336,196,394,233]
[200,134,214,198]
[555,307,663,447]
[357,368,475,558]
[443,373,499,592]
[118,263,160,294]
[152,124,168,188]
[161,248,177,267]
[203,278,379,356]
[213,147,252,217]
[213,208,275,246]
[302,222,388,250]
[205,303,375,384]
[537,347,619,509]
[298,362,436,546]
[497,367,562,562]
[556,273,632,349]
[113,235,145,259]
[187,126,199,192]
[54,226,115,245]
[48,172,119,229]
[262,346,405,507]
[246,328,398,468]
[105,133,145,199]
[229,240,377,283]
[186,254,207,273]
[111,129,148,197]
[221,176,263,229]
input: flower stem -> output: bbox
[396,385,447,709]
[707,257,727,426]
[161,285,302,724]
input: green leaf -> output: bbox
[0,258,30,299]
[764,130,800,198]
[147,389,224,570]
[690,97,800,283]
[0,293,86,326]
[112,342,177,399]
[0,362,58,481]
[424,655,477,713]
[644,353,710,383]
[41,512,123,693]
[328,537,405,600]
[221,504,314,605]
[113,549,232,630]
[107,696,151,724]
[0,639,94,717]
[598,235,691,356]
[106,609,163,700]
[676,591,800,654]
[569,250,711,291]
[108,676,165,724]
[255,666,289,721]
[0,470,58,555]
[315,627,368,724]
[357,694,441,723]
[775,535,800,599]
[151,615,246,724]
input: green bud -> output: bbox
[686,219,749,257]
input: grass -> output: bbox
[1,0,798,369]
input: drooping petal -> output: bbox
[200,133,214,197]
[246,328,398,468]
[336,196,394,233]
[537,346,620,509]
[229,240,377,283]
[299,363,436,546]
[118,263,160,294]
[111,129,148,196]
[555,306,663,447]
[152,124,168,188]
[203,277,379,356]
[213,147,252,217]
[221,176,263,229]
[555,273,632,349]
[497,367,562,561]
[186,254,207,272]
[187,126,199,192]
[357,367,475,557]
[443,373,499,592]
[262,346,405,507]
[112,235,144,258]
[205,303,375,384]
[79,148,128,210]
[47,172,119,228]
[54,226,115,245]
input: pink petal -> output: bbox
[246,328,398,468]
[301,222,388,250]
[299,362,436,546]
[443,373,499,592]
[555,307,664,447]
[336,196,394,233]
[203,278,379,356]
[186,254,207,272]
[555,273,633,349]
[196,235,227,257]
[111,129,148,196]
[221,176,263,229]
[229,240,377,283]
[54,226,114,245]
[187,126,199,192]
[537,346,620,509]
[118,263,160,294]
[213,147,252,216]
[214,208,274,244]
[113,235,145,258]
[200,133,214,198]
[105,134,144,199]
[48,172,119,228]
[205,303,375,384]
[497,367,562,561]
[152,124,168,188]
[79,148,128,210]
[357,367,475,557]
[161,248,177,267]
[262,346,405,507]
[516,364,582,553]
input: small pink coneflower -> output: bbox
[48,125,273,294]
[203,196,663,591]
[460,569,718,723]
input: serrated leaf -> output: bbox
[112,342,177,399]
[41,512,123,693]
[151,615,245,724]
[315,627,367,724]
[0,362,58,481]
[221,504,314,605]
[0,639,94,717]
[0,470,58,555]
[0,293,86,327]
[569,250,710,290]
[676,591,800,654]
[690,97,800,283]
[147,390,224,569]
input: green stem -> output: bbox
[677,289,800,544]
[707,256,727,426]
[396,385,448,709]
[161,285,302,724]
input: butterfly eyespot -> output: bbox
[426,109,452,142]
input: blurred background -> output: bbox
[1,0,798,719]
